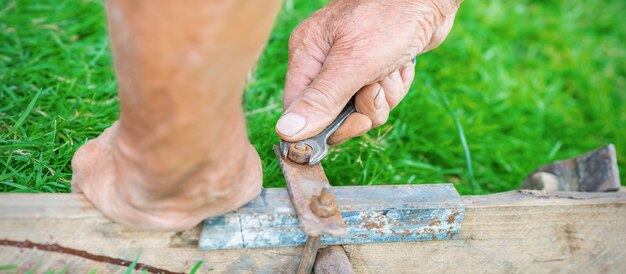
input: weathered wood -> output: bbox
[0,188,625,273]
[199,184,464,249]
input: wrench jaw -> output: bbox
[301,140,327,165]
[279,99,356,166]
[279,140,291,159]
[279,140,328,165]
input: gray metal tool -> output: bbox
[521,144,620,192]
[280,98,356,165]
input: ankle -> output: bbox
[111,138,263,218]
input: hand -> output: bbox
[276,0,461,144]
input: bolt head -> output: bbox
[287,143,312,164]
[295,143,307,151]
[310,187,338,218]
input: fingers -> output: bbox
[327,83,387,145]
[327,61,415,145]
[379,70,406,109]
[400,60,416,92]
[277,49,370,141]
[327,113,372,145]
[355,83,389,128]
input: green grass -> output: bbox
[1,0,624,195]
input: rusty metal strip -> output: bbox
[273,145,347,237]
[297,236,320,274]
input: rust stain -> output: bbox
[266,215,276,222]
[447,210,460,224]
[0,239,183,274]
[362,214,385,230]
[392,229,413,237]
[429,220,441,226]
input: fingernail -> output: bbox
[374,86,385,110]
[276,112,306,137]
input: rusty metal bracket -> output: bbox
[274,143,348,274]
[274,145,347,237]
[297,236,320,274]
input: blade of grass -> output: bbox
[189,260,204,274]
[435,89,480,191]
[0,180,34,191]
[124,253,140,274]
[4,87,44,138]
[0,265,17,271]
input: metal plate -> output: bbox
[198,184,465,250]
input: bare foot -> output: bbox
[73,0,283,231]
[71,122,262,231]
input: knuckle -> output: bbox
[288,24,307,50]
[288,20,322,51]
[371,111,389,127]
[385,89,403,109]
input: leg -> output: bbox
[71,0,282,230]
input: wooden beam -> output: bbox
[0,188,625,273]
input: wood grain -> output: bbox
[0,188,624,273]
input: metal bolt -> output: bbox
[288,143,312,164]
[310,186,339,218]
[295,142,307,151]
[318,186,333,206]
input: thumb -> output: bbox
[277,57,366,141]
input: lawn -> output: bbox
[1,0,624,195]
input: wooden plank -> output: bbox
[199,184,464,249]
[347,189,626,274]
[0,188,625,273]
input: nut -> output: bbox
[310,186,339,218]
[287,143,312,164]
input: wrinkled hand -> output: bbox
[276,0,461,144]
